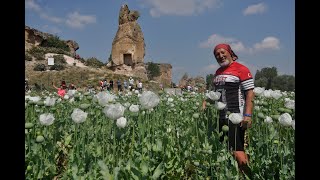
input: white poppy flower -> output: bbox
[64,95,69,100]
[253,87,265,96]
[68,90,76,98]
[264,116,273,124]
[205,91,221,101]
[71,108,88,124]
[139,91,160,109]
[215,101,226,110]
[44,97,56,106]
[29,96,41,103]
[263,90,272,98]
[135,90,140,94]
[123,102,131,108]
[116,117,127,128]
[228,113,243,124]
[167,97,174,102]
[39,113,55,126]
[96,92,116,106]
[129,104,139,113]
[284,99,295,110]
[278,113,292,127]
[103,103,125,120]
[25,95,31,101]
[271,90,282,100]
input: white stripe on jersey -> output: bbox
[241,78,254,90]
[214,74,239,85]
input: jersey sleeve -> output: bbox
[239,66,254,90]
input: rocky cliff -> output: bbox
[25,25,79,55]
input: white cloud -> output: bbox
[199,34,250,54]
[199,34,280,53]
[42,25,61,34]
[39,13,63,24]
[140,0,222,17]
[253,36,280,51]
[25,0,41,12]
[26,0,63,23]
[25,0,96,29]
[199,34,237,48]
[65,12,96,28]
[243,3,267,16]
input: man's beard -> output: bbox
[219,59,230,67]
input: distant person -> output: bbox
[68,83,76,90]
[159,83,163,90]
[123,80,128,91]
[109,79,114,91]
[117,79,122,92]
[137,80,143,92]
[128,76,134,91]
[99,79,104,91]
[103,79,108,90]
[52,82,67,98]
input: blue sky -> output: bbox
[25,0,295,84]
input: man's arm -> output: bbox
[244,88,254,115]
[241,88,255,129]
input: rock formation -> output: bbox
[149,63,172,87]
[25,25,79,55]
[25,25,53,50]
[179,75,206,89]
[110,4,147,80]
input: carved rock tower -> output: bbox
[110,4,147,79]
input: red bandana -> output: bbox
[213,43,238,60]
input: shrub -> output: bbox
[33,52,45,60]
[44,47,72,56]
[33,64,46,71]
[146,62,160,79]
[49,64,65,71]
[52,55,66,64]
[85,57,104,68]
[25,53,32,61]
[27,46,45,54]
[40,36,70,52]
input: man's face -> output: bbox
[214,48,233,67]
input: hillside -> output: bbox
[25,56,162,92]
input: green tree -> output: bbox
[146,62,160,80]
[85,57,104,68]
[40,35,70,52]
[254,67,278,89]
[273,75,295,91]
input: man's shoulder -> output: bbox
[233,61,248,68]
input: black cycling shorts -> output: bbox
[219,118,245,151]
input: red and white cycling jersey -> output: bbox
[212,61,254,118]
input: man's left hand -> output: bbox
[241,116,252,130]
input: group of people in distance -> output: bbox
[98,77,143,93]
